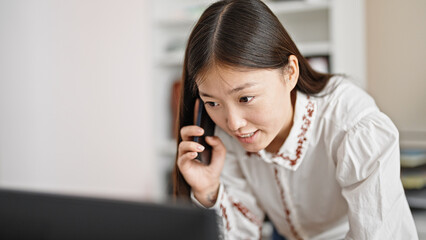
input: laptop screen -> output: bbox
[0,188,219,240]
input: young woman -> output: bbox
[173,0,418,239]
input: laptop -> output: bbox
[0,188,219,240]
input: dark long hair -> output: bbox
[173,0,333,199]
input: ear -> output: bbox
[284,55,299,90]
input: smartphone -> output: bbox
[193,98,216,165]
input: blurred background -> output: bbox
[0,0,425,237]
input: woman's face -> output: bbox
[197,64,297,153]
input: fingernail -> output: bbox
[197,145,205,151]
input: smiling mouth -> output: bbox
[239,132,256,138]
[235,130,259,144]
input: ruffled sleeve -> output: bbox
[336,111,418,239]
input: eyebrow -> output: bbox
[199,82,258,98]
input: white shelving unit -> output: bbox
[153,0,366,198]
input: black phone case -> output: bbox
[194,100,216,165]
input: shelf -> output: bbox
[155,2,209,27]
[298,41,331,56]
[266,0,330,15]
[400,131,426,150]
[156,0,330,27]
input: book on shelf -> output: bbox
[401,149,426,168]
[401,165,426,190]
[406,188,426,209]
[400,149,426,209]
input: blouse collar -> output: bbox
[254,91,317,171]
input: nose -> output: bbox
[226,109,247,132]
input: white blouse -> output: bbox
[191,76,418,240]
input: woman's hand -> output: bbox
[177,125,226,207]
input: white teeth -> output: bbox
[240,132,255,138]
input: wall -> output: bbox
[366,0,426,148]
[0,0,160,200]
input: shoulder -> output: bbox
[335,110,400,186]
[313,75,380,131]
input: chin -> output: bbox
[240,143,265,153]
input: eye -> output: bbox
[205,101,219,107]
[239,96,254,103]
